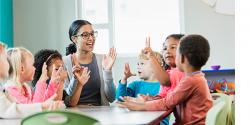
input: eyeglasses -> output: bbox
[74,31,98,40]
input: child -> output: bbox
[32,49,67,100]
[5,47,60,104]
[140,35,185,100]
[0,42,64,118]
[119,34,213,124]
[116,51,163,100]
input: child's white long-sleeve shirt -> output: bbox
[0,91,42,119]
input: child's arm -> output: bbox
[145,78,196,111]
[144,38,171,86]
[116,63,136,100]
[0,91,42,118]
[6,86,33,104]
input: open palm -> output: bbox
[102,47,117,70]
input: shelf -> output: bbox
[202,69,235,73]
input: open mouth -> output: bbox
[86,43,93,47]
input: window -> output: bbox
[77,0,180,54]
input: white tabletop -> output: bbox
[68,105,171,125]
[0,106,171,125]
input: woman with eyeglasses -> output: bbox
[63,20,117,107]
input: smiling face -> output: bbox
[72,24,96,53]
[137,59,154,80]
[162,37,180,68]
[47,58,64,78]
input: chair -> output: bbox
[206,93,233,125]
[21,110,100,125]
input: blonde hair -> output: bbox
[7,47,33,89]
[139,51,164,67]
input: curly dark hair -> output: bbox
[32,49,62,87]
[179,34,210,69]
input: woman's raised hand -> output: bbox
[102,47,117,70]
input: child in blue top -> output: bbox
[116,51,163,100]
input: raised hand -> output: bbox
[50,65,62,83]
[121,63,136,83]
[72,66,90,86]
[39,63,49,82]
[143,37,154,58]
[71,53,80,67]
[102,47,117,70]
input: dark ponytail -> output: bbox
[66,43,77,56]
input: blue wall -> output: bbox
[0,0,13,47]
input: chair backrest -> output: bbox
[206,101,226,125]
[21,110,100,125]
[206,93,232,125]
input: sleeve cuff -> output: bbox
[103,70,113,80]
[145,100,166,111]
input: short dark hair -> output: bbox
[166,34,185,41]
[179,34,210,69]
[32,49,62,87]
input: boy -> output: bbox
[116,51,163,99]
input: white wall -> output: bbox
[182,0,235,70]
[13,0,76,54]
[13,0,235,83]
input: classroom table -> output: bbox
[0,105,172,125]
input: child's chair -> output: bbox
[21,110,100,125]
[206,93,233,125]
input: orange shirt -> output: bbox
[145,72,213,125]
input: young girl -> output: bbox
[0,42,64,118]
[119,34,213,124]
[32,49,67,100]
[5,47,60,104]
[140,34,185,100]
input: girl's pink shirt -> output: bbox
[6,81,58,104]
[157,68,185,97]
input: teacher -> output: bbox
[63,20,116,107]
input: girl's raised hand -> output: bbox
[102,47,117,70]
[143,37,154,58]
[50,65,61,83]
[39,63,49,82]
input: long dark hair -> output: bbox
[66,20,92,55]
